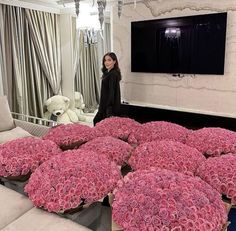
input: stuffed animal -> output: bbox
[74,91,86,121]
[44,95,78,124]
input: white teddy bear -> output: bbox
[44,95,78,124]
[74,91,86,121]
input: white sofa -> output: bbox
[0,186,92,231]
[0,185,33,229]
[0,95,50,144]
[0,96,92,231]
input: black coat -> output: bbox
[93,68,121,125]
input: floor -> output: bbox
[89,206,111,231]
[228,208,236,231]
[60,202,111,231]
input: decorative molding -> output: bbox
[135,0,236,17]
[0,0,61,13]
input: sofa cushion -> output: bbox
[0,96,14,132]
[0,127,32,144]
[0,185,33,229]
[1,207,92,231]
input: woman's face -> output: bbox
[104,55,116,71]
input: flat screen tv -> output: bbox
[131,12,227,75]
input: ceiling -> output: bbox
[18,0,61,8]
[1,0,130,14]
[17,0,132,8]
[17,0,98,8]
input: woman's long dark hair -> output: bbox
[102,52,121,80]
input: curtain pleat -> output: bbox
[25,19,54,117]
[74,25,111,112]
[0,4,61,118]
[75,30,100,112]
[25,9,61,95]
[8,6,26,114]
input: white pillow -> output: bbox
[0,96,14,132]
[0,127,32,144]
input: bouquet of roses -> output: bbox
[196,154,236,205]
[25,149,122,213]
[0,137,61,178]
[43,123,97,150]
[80,136,133,166]
[128,121,190,146]
[94,116,141,142]
[112,169,227,231]
[128,140,206,176]
[185,127,236,157]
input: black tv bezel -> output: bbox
[131,12,227,75]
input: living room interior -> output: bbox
[0,0,236,230]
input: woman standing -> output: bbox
[93,52,121,125]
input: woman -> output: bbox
[93,52,121,125]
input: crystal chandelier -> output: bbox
[165,28,181,39]
[74,0,125,29]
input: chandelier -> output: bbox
[73,0,125,29]
[165,28,181,39]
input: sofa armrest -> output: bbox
[12,113,57,137]
[14,119,50,137]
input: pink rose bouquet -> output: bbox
[80,136,133,166]
[185,127,236,157]
[128,140,206,176]
[94,116,141,141]
[128,121,190,145]
[196,154,236,205]
[25,149,122,213]
[43,123,96,150]
[112,169,227,231]
[0,137,61,177]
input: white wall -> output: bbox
[0,60,3,96]
[113,0,236,118]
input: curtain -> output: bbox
[25,9,61,95]
[74,18,111,112]
[75,29,100,112]
[0,4,60,117]
[0,5,26,113]
[24,20,54,117]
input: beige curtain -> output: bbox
[25,9,61,95]
[75,30,100,112]
[0,4,60,117]
[24,21,54,117]
[0,5,26,113]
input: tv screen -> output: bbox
[131,12,227,75]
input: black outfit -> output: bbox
[93,68,121,125]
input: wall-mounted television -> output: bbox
[131,12,227,75]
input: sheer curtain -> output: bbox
[75,29,101,112]
[0,4,61,117]
[74,22,111,112]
